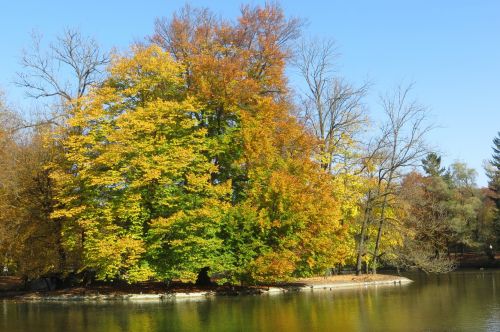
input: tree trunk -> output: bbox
[355,217,368,275]
[372,175,393,274]
[372,217,384,275]
[356,191,372,275]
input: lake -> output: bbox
[1,270,499,331]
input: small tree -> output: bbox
[422,152,446,177]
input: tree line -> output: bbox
[0,3,499,284]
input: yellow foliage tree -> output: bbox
[51,46,231,281]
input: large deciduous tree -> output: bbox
[52,3,349,283]
[51,46,232,282]
[151,3,349,281]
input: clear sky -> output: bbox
[1,1,499,186]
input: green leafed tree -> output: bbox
[51,46,232,282]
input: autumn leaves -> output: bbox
[47,5,349,283]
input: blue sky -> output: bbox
[1,1,499,186]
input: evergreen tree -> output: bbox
[422,152,446,177]
[491,132,500,169]
[486,132,500,246]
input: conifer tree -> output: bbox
[422,153,446,177]
[487,132,500,246]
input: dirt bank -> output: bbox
[0,274,411,301]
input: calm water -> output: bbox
[1,271,499,332]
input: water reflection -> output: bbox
[1,271,499,331]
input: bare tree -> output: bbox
[294,38,369,172]
[294,39,372,275]
[16,28,109,125]
[369,84,432,274]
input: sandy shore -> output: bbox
[269,274,412,293]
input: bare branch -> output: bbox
[15,28,109,126]
[293,37,369,172]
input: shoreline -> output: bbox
[1,274,412,302]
